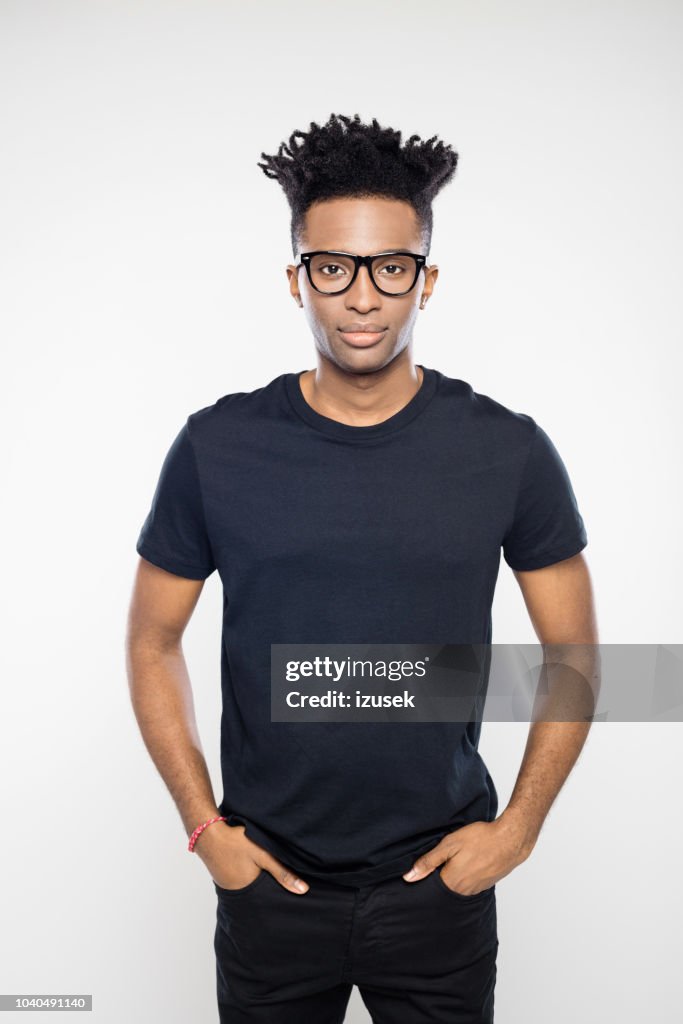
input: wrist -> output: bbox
[187,813,227,854]
[185,807,223,841]
[496,807,539,861]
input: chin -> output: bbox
[335,351,399,376]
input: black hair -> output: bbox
[257,112,458,258]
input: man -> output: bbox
[126,112,598,1023]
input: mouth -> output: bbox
[337,328,388,347]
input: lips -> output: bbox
[339,323,387,333]
[338,324,388,347]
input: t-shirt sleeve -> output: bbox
[135,421,216,580]
[502,420,588,571]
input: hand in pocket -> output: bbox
[194,820,310,894]
[212,859,263,891]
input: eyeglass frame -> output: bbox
[296,250,427,297]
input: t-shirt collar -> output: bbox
[284,365,440,443]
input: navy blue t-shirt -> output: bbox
[135,365,588,886]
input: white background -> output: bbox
[1,1,681,1021]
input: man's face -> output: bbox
[286,197,439,374]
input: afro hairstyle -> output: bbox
[257,112,458,258]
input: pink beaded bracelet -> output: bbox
[188,815,228,852]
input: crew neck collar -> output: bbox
[284,365,440,443]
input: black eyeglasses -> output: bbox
[296,250,427,296]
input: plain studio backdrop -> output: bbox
[1,2,681,1022]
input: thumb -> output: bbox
[259,854,310,894]
[403,849,447,882]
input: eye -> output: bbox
[320,263,347,277]
[375,257,413,276]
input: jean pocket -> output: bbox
[433,869,495,902]
[214,868,267,898]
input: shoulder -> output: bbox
[185,373,288,445]
[435,371,538,450]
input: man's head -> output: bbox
[257,113,458,375]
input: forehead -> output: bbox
[301,197,421,253]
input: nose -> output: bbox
[345,264,380,311]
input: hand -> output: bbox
[193,821,310,894]
[402,814,537,896]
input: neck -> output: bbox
[299,355,424,428]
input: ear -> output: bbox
[286,265,304,307]
[420,264,439,307]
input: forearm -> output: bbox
[500,641,598,852]
[126,638,220,839]
[501,718,591,855]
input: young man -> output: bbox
[126,113,598,1023]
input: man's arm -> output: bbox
[125,556,310,894]
[125,556,221,837]
[499,550,599,856]
[403,550,599,892]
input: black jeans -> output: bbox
[214,868,498,1023]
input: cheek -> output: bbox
[306,301,341,332]
[304,304,329,331]
[302,306,338,345]
[394,301,419,330]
